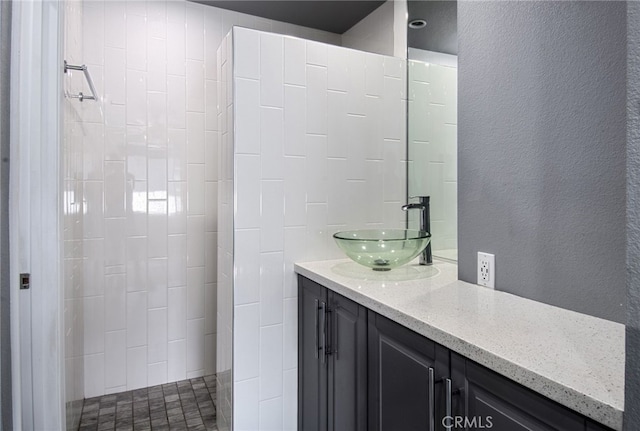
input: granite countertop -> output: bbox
[294,258,625,430]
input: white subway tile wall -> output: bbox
[65,0,341,408]
[216,20,340,431]
[408,59,458,256]
[221,27,407,431]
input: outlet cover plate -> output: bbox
[477,252,495,289]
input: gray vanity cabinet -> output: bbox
[587,421,615,431]
[368,312,450,431]
[450,352,586,430]
[298,276,327,431]
[298,275,616,431]
[298,276,368,431]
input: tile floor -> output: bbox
[78,375,217,430]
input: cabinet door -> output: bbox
[451,352,585,431]
[586,420,615,431]
[298,276,328,431]
[368,312,445,431]
[327,291,368,431]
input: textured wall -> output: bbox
[626,1,640,428]
[458,1,626,322]
[224,27,407,430]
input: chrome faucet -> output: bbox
[402,196,432,265]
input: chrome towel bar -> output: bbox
[64,60,98,102]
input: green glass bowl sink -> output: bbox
[333,229,431,271]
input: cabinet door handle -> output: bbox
[428,367,435,431]
[314,299,319,360]
[445,378,452,420]
[321,301,327,364]
[436,377,453,425]
[332,304,339,360]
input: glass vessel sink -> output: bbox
[333,229,431,271]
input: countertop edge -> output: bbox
[294,262,624,431]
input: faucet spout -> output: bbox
[401,196,432,265]
[401,203,425,211]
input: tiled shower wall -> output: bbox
[220,27,407,431]
[68,0,340,401]
[408,58,458,256]
[63,1,85,429]
[73,0,220,398]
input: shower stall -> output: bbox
[58,1,350,430]
[2,0,409,429]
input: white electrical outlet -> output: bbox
[477,252,495,289]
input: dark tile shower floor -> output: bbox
[78,375,218,431]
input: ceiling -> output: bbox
[192,0,386,34]
[407,1,458,55]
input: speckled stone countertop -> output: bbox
[294,259,625,430]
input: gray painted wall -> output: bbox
[342,1,396,56]
[458,1,626,322]
[626,1,640,428]
[0,0,10,428]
